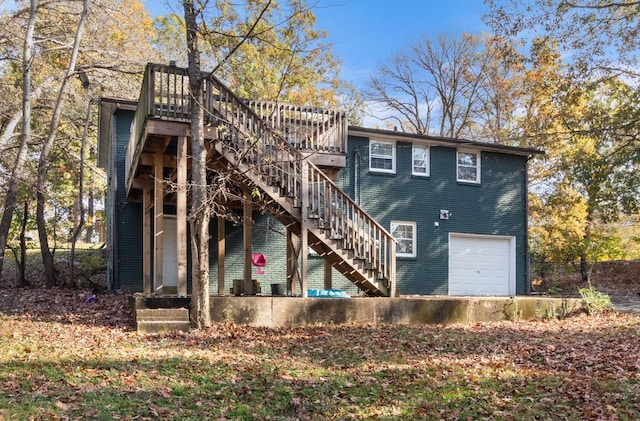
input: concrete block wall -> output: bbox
[209,296,583,327]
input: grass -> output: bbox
[1,289,640,420]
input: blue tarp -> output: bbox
[307,289,350,298]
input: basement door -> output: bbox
[448,233,515,296]
[162,216,178,290]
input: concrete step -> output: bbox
[135,308,190,333]
[137,320,191,334]
[136,308,189,321]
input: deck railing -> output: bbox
[126,64,346,187]
[246,100,346,153]
[126,62,395,295]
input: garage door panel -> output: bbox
[449,234,514,296]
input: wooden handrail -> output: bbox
[305,162,396,286]
[246,100,347,153]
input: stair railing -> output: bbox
[129,63,396,295]
[204,73,396,292]
[245,100,347,153]
[306,162,396,292]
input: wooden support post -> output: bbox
[176,136,187,297]
[153,151,164,295]
[142,188,152,294]
[217,216,225,295]
[300,159,309,297]
[286,228,299,296]
[324,260,332,290]
[243,189,253,295]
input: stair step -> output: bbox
[211,122,390,298]
[135,308,190,333]
[137,320,191,334]
[136,308,189,321]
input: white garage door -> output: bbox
[449,234,515,296]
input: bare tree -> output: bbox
[367,51,434,134]
[68,95,93,287]
[35,0,90,287]
[365,33,518,142]
[414,33,483,138]
[0,0,37,282]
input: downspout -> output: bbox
[354,149,360,205]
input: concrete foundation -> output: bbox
[129,294,583,330]
[209,296,582,327]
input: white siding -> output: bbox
[162,216,178,288]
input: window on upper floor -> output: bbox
[457,150,481,183]
[391,220,417,258]
[369,140,395,173]
[412,145,429,176]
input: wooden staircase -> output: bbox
[202,74,396,297]
[127,63,396,297]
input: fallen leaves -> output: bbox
[0,287,132,330]
[1,287,640,419]
[155,386,172,398]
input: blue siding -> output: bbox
[108,115,529,295]
[343,136,528,295]
[112,109,143,292]
[207,214,358,295]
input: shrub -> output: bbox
[579,287,612,315]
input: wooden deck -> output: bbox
[125,63,348,199]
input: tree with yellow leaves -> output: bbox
[156,0,355,109]
[518,39,640,281]
[0,0,161,285]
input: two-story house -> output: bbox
[97,63,540,297]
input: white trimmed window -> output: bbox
[391,221,417,258]
[369,140,395,173]
[412,145,429,176]
[457,150,481,183]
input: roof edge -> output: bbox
[99,96,138,111]
[348,125,544,156]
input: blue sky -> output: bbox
[145,0,489,90]
[311,0,488,89]
[2,0,488,90]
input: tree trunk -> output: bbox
[18,201,29,287]
[0,0,38,283]
[0,111,22,150]
[69,97,91,287]
[85,180,94,243]
[579,208,596,286]
[36,0,90,287]
[184,0,211,328]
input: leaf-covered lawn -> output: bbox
[1,289,639,420]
